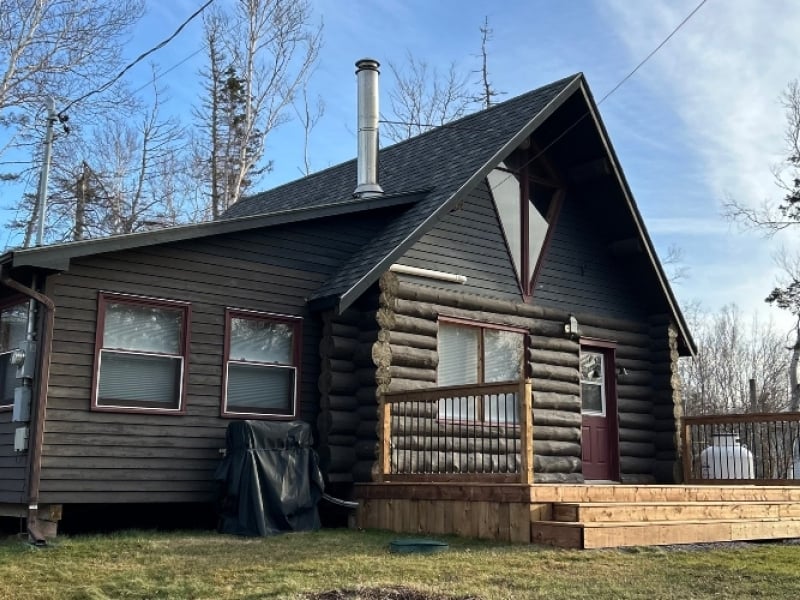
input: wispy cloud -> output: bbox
[599,0,800,323]
[646,216,732,236]
[600,0,800,208]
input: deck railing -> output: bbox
[682,412,800,484]
[379,379,533,483]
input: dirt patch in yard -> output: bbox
[303,586,481,600]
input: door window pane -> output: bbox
[580,352,605,415]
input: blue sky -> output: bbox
[7,0,800,331]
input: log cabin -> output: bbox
[0,62,705,545]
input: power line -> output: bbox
[597,0,709,106]
[499,0,709,187]
[379,1,708,149]
[59,0,217,117]
[131,48,205,96]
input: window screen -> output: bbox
[95,295,187,411]
[224,312,299,417]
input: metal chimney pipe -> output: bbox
[354,58,383,198]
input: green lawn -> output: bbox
[1,529,799,599]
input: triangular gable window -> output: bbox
[488,151,561,297]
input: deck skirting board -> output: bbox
[354,483,800,549]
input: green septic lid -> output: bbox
[389,539,449,554]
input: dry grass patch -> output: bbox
[0,529,800,599]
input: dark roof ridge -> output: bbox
[376,72,583,153]
[227,73,583,218]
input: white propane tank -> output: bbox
[699,433,754,479]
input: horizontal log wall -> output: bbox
[371,273,584,483]
[359,272,680,485]
[317,290,381,484]
[649,316,682,483]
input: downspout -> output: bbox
[2,273,55,544]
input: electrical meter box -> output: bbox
[12,386,31,422]
[14,426,28,452]
[15,340,37,380]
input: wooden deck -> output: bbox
[354,482,800,549]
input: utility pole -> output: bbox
[74,161,88,241]
[34,98,58,247]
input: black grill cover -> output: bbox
[214,420,324,536]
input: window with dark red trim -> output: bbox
[92,293,190,413]
[222,309,301,418]
[487,150,560,296]
[436,318,525,423]
[0,302,28,409]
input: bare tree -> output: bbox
[725,80,800,232]
[382,52,475,143]
[475,16,502,109]
[662,243,690,284]
[293,88,324,176]
[680,304,792,416]
[193,0,322,216]
[12,78,191,244]
[0,0,143,158]
[725,79,800,409]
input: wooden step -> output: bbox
[530,484,800,504]
[552,501,800,523]
[532,518,800,549]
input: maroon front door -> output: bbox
[580,344,619,481]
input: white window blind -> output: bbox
[437,323,479,386]
[98,351,181,407]
[225,313,298,416]
[96,297,185,411]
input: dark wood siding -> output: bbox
[533,188,648,320]
[37,211,395,504]
[398,180,522,300]
[0,414,27,503]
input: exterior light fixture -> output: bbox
[564,315,579,340]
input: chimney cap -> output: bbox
[355,58,380,72]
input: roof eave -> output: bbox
[10,190,427,271]
[574,81,696,357]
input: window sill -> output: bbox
[220,410,298,421]
[91,403,185,416]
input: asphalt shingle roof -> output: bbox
[225,74,581,311]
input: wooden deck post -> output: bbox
[681,419,693,484]
[379,395,392,482]
[519,378,534,485]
